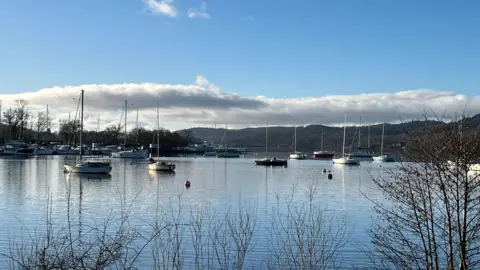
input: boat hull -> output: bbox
[148,162,176,172]
[64,163,112,174]
[255,159,288,166]
[289,153,306,160]
[333,157,360,165]
[373,155,395,162]
[313,153,335,159]
[111,150,148,159]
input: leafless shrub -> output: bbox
[268,181,351,270]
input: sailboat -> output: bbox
[289,125,306,160]
[351,116,373,160]
[217,124,240,158]
[255,121,288,166]
[313,128,335,159]
[111,100,149,159]
[373,123,395,162]
[332,114,360,165]
[64,90,112,174]
[148,102,176,172]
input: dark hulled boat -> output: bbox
[254,157,288,167]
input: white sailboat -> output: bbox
[64,90,112,174]
[148,102,176,172]
[289,125,306,160]
[333,113,360,165]
[111,100,149,159]
[373,123,395,162]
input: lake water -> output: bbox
[0,156,393,269]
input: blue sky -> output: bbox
[1,0,479,97]
[0,0,479,130]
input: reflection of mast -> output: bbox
[78,178,83,240]
[341,167,346,211]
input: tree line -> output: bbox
[1,99,196,150]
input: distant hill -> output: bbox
[176,114,480,156]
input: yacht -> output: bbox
[313,129,335,159]
[254,120,288,167]
[33,145,54,155]
[373,124,395,162]
[111,148,149,159]
[148,102,176,172]
[64,90,112,174]
[332,114,360,165]
[3,140,35,156]
[55,145,77,155]
[289,126,306,160]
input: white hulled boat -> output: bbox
[373,123,395,162]
[148,102,175,172]
[333,113,360,165]
[289,126,306,160]
[64,90,112,174]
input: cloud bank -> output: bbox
[0,76,478,132]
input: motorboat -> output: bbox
[55,145,77,155]
[313,150,335,159]
[373,155,395,162]
[111,149,149,159]
[33,145,54,155]
[289,152,307,160]
[3,140,35,156]
[255,157,288,166]
[148,157,175,172]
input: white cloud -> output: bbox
[187,2,211,19]
[144,0,178,17]
[0,76,478,132]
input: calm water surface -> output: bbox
[0,156,394,268]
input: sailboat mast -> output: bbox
[46,105,49,131]
[80,90,84,159]
[225,124,228,149]
[266,120,269,158]
[136,109,139,145]
[368,126,370,149]
[342,113,347,157]
[380,123,385,156]
[321,129,324,151]
[124,100,127,149]
[156,102,159,158]
[294,126,297,152]
[358,116,362,148]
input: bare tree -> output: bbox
[368,112,480,269]
[14,100,29,139]
[2,107,19,140]
[34,111,49,142]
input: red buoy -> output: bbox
[184,180,191,188]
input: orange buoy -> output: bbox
[184,180,191,188]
